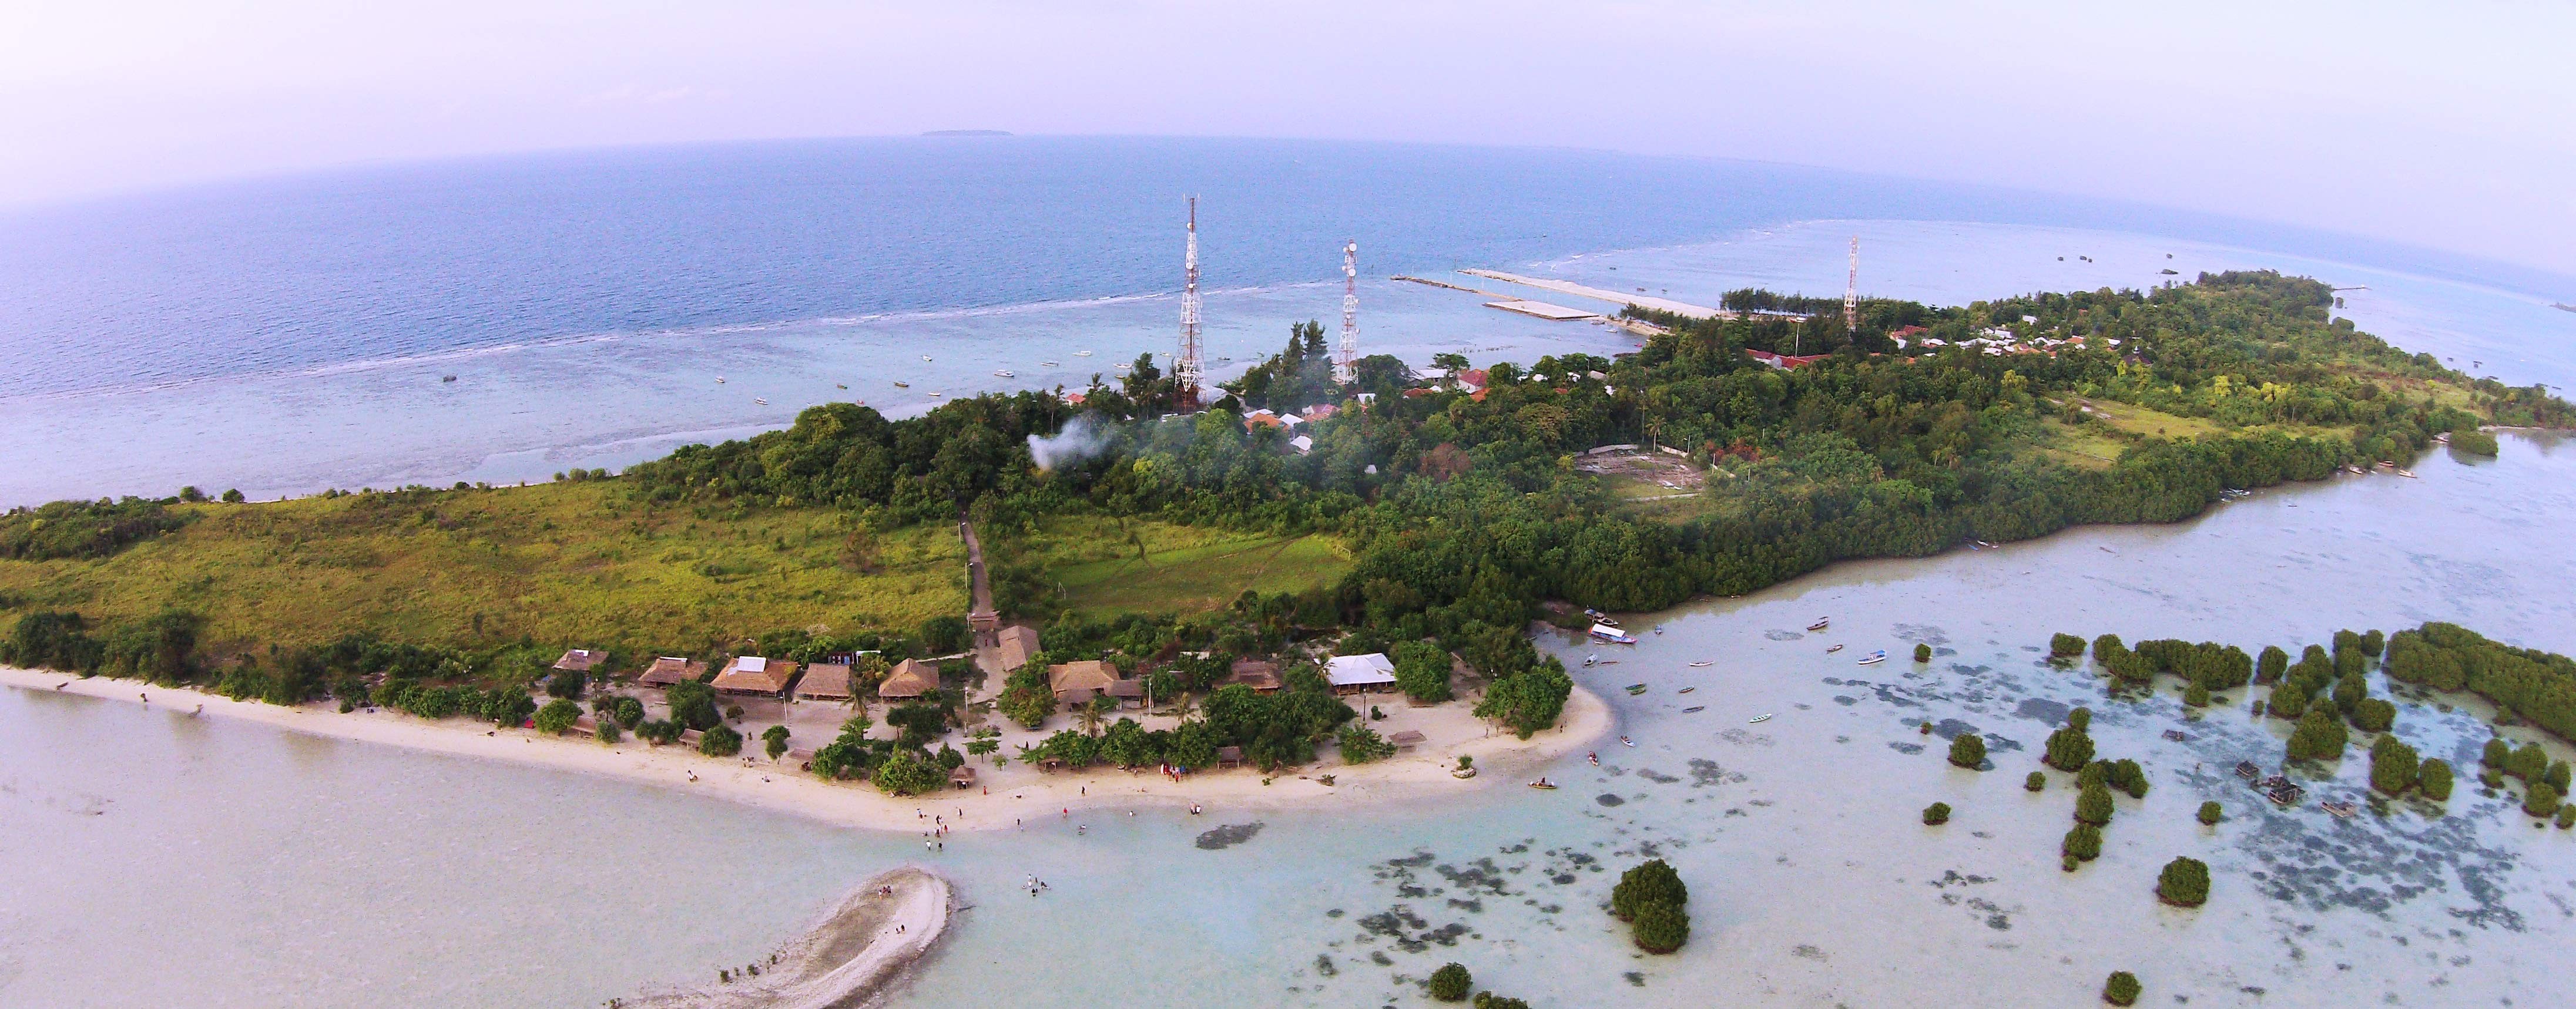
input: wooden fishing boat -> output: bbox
[1687,661,1713,668]
[1748,714,1772,724]
[1826,644,1843,653]
[1807,618,1830,631]
[1682,705,1705,713]
[1625,684,1648,695]
[1528,778,1558,790]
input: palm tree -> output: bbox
[1078,697,1106,736]
[1643,416,1664,453]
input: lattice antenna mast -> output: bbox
[1843,234,1860,332]
[1177,196,1203,409]
[1336,240,1359,384]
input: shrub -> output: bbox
[1631,901,1689,954]
[2045,719,2096,771]
[1471,994,1531,1009]
[2108,759,2149,799]
[2419,758,2454,801]
[2061,854,2079,872]
[2255,645,2287,684]
[2285,707,2348,761]
[546,666,587,699]
[762,724,791,761]
[2025,771,2047,792]
[2156,857,2211,907]
[2481,766,2505,789]
[2350,697,2395,732]
[2559,805,2576,829]
[2481,737,2510,767]
[2103,970,2142,1006]
[534,698,581,735]
[2075,783,2115,826]
[2524,781,2561,818]
[1913,643,1933,663]
[2267,681,2309,721]
[873,749,947,796]
[2050,633,2087,658]
[2330,672,2366,713]
[1427,963,1472,1002]
[1923,802,1951,825]
[698,724,743,757]
[1337,724,1395,764]
[2092,635,2122,660]
[1947,733,1987,769]
[1610,859,1688,921]
[2369,735,2419,795]
[595,718,622,745]
[636,719,683,745]
[667,680,722,731]
[2068,706,2092,732]
[2062,823,2102,861]
[612,695,646,730]
[2361,629,2385,657]
[2185,683,2210,707]
[2077,761,2107,790]
[2197,801,2222,825]
[2549,760,2572,793]
[2507,742,2548,782]
[2451,429,2498,455]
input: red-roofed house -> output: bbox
[1747,349,1829,370]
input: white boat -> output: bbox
[921,355,934,362]
[1687,661,1713,668]
[927,391,944,398]
[715,376,726,384]
[753,397,768,405]
[1856,650,1887,665]
[1826,644,1843,653]
[1581,654,1598,667]
[1749,714,1772,724]
[1041,361,1059,366]
[1619,736,1635,747]
[994,370,1015,378]
[1589,623,1638,644]
[1075,350,1093,356]
[1807,618,1830,631]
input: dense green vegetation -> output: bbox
[1947,732,1985,769]
[2386,623,2576,746]
[2103,970,2142,1006]
[2196,801,2223,826]
[1923,801,1951,825]
[2156,856,2211,907]
[1611,859,1690,954]
[1427,963,1472,1002]
[9,271,2565,788]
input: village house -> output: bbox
[1746,349,1828,370]
[551,648,605,674]
[1047,659,1120,704]
[794,662,855,703]
[712,655,799,698]
[995,624,1041,672]
[1324,653,1398,695]
[1224,658,1283,693]
[637,656,705,688]
[877,657,938,701]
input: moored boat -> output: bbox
[1807,618,1830,631]
[1682,705,1705,713]
[1856,650,1887,665]
[1589,623,1637,644]
[1749,714,1772,724]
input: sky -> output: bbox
[2,1,2569,279]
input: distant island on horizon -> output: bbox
[921,129,1012,137]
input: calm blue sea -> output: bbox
[2,136,2571,505]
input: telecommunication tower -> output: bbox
[1336,240,1359,384]
[1843,235,1860,332]
[1176,197,1203,409]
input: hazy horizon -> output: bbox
[2,2,2569,280]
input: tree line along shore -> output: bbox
[2,271,2566,801]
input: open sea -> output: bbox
[5,137,2576,1007]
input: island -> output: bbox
[2,270,2564,826]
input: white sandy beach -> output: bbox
[622,866,952,1009]
[0,665,1611,834]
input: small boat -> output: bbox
[1075,350,1093,356]
[1588,752,1599,766]
[1687,661,1713,668]
[1619,736,1636,748]
[1528,778,1558,790]
[1975,540,1997,549]
[1807,618,1830,631]
[1585,609,1621,628]
[927,391,944,398]
[715,376,727,384]
[2321,801,2357,818]
[1677,687,1695,694]
[2098,546,2118,554]
[1653,627,1665,635]
[836,384,847,389]
[1826,644,1844,654]
[994,370,1015,378]
[1625,684,1648,695]
[1581,655,1598,668]
[2234,761,2261,780]
[893,381,910,388]
[1749,714,1772,724]
[1589,624,1638,644]
[921,355,934,362]
[1682,706,1705,714]
[753,397,769,405]
[1115,363,1132,371]
[2396,469,2416,479]
[1856,650,1887,665]
[1598,660,1620,665]
[1041,361,1059,366]
[440,375,457,383]
[1453,766,1478,780]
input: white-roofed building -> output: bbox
[1324,653,1398,694]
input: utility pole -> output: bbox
[1336,240,1359,385]
[1176,197,1203,410]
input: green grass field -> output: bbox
[0,483,967,654]
[1007,516,1353,615]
